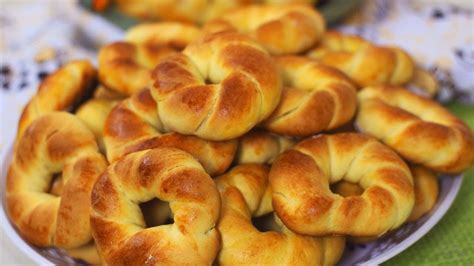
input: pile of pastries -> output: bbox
[5,3,474,265]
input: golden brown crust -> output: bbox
[98,22,201,95]
[91,147,220,265]
[76,98,119,153]
[115,0,252,24]
[356,86,474,173]
[263,56,357,136]
[307,31,420,89]
[6,112,107,248]
[151,31,282,140]
[236,129,295,164]
[104,89,237,176]
[204,4,325,55]
[270,133,415,237]
[216,164,345,265]
[333,166,439,223]
[16,60,96,144]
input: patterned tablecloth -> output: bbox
[0,0,473,265]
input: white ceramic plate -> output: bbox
[0,143,463,265]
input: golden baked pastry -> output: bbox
[16,60,96,143]
[114,0,252,24]
[151,31,282,140]
[90,147,220,265]
[76,98,119,153]
[216,164,345,265]
[356,86,474,173]
[270,133,415,237]
[263,56,357,136]
[93,85,127,100]
[332,166,439,223]
[98,22,201,95]
[104,89,237,176]
[6,112,107,249]
[204,4,325,55]
[236,129,295,164]
[307,31,438,96]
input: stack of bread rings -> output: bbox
[5,3,474,265]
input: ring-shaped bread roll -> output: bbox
[90,147,220,265]
[356,86,474,173]
[307,31,439,96]
[151,31,282,140]
[216,164,345,265]
[204,4,325,55]
[263,56,357,136]
[270,133,415,237]
[98,22,201,95]
[17,60,96,142]
[6,112,107,248]
[104,89,237,176]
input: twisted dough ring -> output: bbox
[17,60,96,142]
[91,147,220,265]
[307,31,438,96]
[333,166,438,223]
[6,112,107,248]
[104,89,237,176]
[151,31,282,140]
[356,86,474,173]
[270,133,415,237]
[216,164,345,265]
[263,56,357,137]
[236,129,295,164]
[204,4,325,55]
[98,22,201,95]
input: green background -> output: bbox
[384,103,474,266]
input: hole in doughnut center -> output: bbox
[47,173,63,196]
[139,198,173,228]
[251,213,282,233]
[330,181,363,198]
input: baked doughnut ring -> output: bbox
[356,86,474,173]
[270,133,415,237]
[263,56,357,137]
[17,60,96,142]
[104,89,237,176]
[98,22,201,95]
[91,147,220,265]
[332,166,439,223]
[307,31,438,96]
[151,31,282,140]
[76,98,118,153]
[6,112,107,248]
[216,164,345,265]
[204,4,325,55]
[236,129,295,164]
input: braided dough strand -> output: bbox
[91,147,220,265]
[104,89,237,176]
[7,112,107,248]
[356,86,474,173]
[216,164,345,265]
[263,56,357,137]
[151,31,282,140]
[270,133,415,237]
